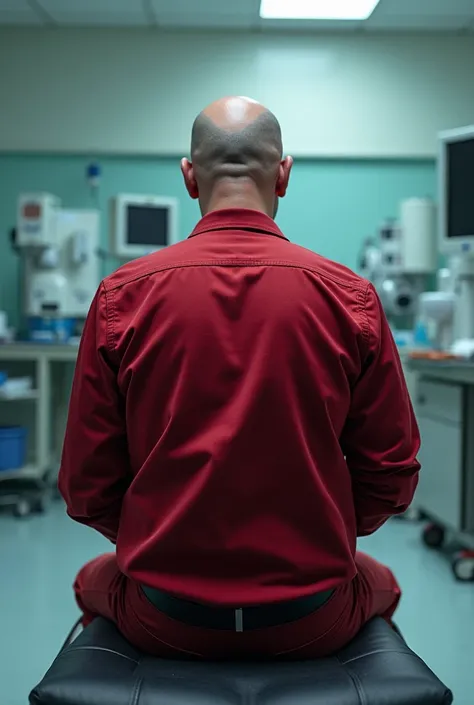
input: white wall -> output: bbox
[1,28,474,158]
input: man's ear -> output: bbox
[181,158,199,199]
[276,156,293,198]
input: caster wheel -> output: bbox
[13,499,32,518]
[422,523,445,549]
[33,496,48,514]
[452,553,474,582]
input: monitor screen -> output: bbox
[126,205,169,247]
[447,138,474,238]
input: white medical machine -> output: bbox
[110,194,179,259]
[359,198,437,324]
[419,126,474,353]
[16,193,100,340]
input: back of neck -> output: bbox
[205,180,271,217]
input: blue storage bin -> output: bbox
[0,426,27,471]
[27,317,76,344]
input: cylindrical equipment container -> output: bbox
[400,198,437,274]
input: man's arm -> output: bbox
[58,284,130,543]
[341,283,421,537]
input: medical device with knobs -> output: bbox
[359,198,437,326]
[16,193,100,336]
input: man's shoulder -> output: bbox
[102,240,192,292]
[282,240,368,292]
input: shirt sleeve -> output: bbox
[58,284,130,543]
[341,283,421,537]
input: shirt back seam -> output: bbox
[103,260,367,294]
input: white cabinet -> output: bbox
[415,380,464,531]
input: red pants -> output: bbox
[74,552,401,660]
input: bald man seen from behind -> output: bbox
[59,96,420,659]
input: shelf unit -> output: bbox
[0,463,43,482]
[0,344,78,515]
[0,390,39,401]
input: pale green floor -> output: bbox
[1,504,473,704]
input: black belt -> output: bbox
[140,585,334,632]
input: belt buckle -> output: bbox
[235,608,244,632]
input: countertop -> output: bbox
[0,343,79,362]
[407,357,474,384]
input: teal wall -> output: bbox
[0,154,435,328]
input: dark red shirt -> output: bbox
[59,209,420,606]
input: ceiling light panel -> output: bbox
[260,0,381,21]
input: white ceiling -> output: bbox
[1,0,474,31]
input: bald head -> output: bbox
[181,96,292,218]
[191,97,282,176]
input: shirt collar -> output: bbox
[189,208,289,241]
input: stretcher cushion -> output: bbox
[29,616,452,705]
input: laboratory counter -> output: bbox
[407,357,474,385]
[0,342,79,363]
